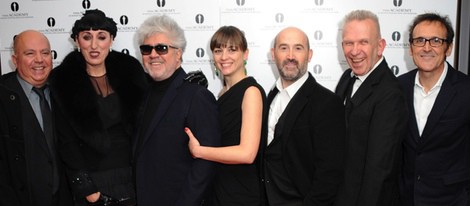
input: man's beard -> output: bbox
[278,59,306,82]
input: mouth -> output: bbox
[89,51,100,58]
[32,66,46,70]
[350,58,365,64]
[149,61,163,66]
[283,60,298,68]
[420,54,435,59]
[220,63,232,68]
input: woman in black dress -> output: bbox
[50,9,148,206]
[184,26,266,205]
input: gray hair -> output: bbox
[343,10,382,38]
[136,15,186,52]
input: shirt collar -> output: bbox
[17,74,34,96]
[275,71,309,98]
[350,56,384,83]
[414,62,448,90]
[16,74,50,98]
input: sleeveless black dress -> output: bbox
[212,77,266,206]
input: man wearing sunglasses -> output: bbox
[132,15,221,206]
[398,13,470,206]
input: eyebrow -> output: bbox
[278,43,305,48]
[81,31,109,35]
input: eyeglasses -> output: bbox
[410,37,447,47]
[139,44,178,55]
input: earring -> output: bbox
[244,60,247,75]
[77,47,80,52]
[215,68,219,77]
[109,47,112,52]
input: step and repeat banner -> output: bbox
[0,0,458,94]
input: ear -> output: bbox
[75,37,80,49]
[377,38,386,56]
[308,48,313,63]
[445,42,453,57]
[244,48,249,60]
[11,54,18,69]
[176,48,183,62]
[270,48,275,60]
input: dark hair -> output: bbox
[70,9,117,40]
[210,26,247,52]
[408,13,454,44]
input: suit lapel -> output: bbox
[349,60,391,109]
[3,74,52,157]
[421,66,457,140]
[401,70,421,143]
[267,86,279,107]
[336,70,353,124]
[134,70,185,156]
[336,69,353,101]
[273,74,315,144]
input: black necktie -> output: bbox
[345,76,357,106]
[32,86,59,193]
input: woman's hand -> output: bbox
[185,127,201,158]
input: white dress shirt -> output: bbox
[267,72,309,145]
[413,64,448,136]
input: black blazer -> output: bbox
[398,64,470,206]
[263,73,346,205]
[0,73,72,206]
[335,59,408,206]
[133,68,221,206]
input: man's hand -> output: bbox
[184,70,208,88]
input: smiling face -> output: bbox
[76,29,113,69]
[212,44,248,77]
[342,19,385,76]
[410,20,452,75]
[271,27,312,87]
[141,33,182,81]
[12,30,52,87]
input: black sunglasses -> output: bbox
[139,44,178,55]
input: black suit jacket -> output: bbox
[398,63,470,206]
[335,59,408,206]
[0,72,72,206]
[262,73,346,205]
[133,68,221,206]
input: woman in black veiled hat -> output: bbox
[50,9,148,206]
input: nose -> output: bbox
[286,48,295,60]
[423,41,432,51]
[149,48,160,58]
[350,43,360,55]
[91,38,98,49]
[220,50,228,59]
[34,53,44,62]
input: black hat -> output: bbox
[71,9,117,40]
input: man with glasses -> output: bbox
[399,13,470,206]
[132,15,221,206]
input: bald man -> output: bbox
[0,30,72,206]
[260,27,346,205]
